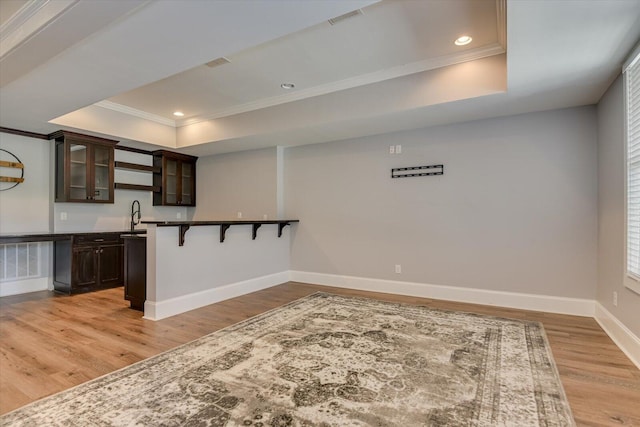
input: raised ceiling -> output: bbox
[106,0,504,126]
[1,0,639,156]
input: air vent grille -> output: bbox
[0,243,40,282]
[328,9,362,25]
[205,57,231,68]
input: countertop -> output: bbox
[141,219,299,245]
[0,230,146,244]
[142,219,299,227]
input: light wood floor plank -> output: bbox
[0,282,638,426]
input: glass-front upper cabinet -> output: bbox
[51,131,118,203]
[152,150,197,206]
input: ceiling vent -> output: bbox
[328,9,362,25]
[204,57,231,68]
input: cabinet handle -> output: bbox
[100,249,104,253]
[94,239,104,242]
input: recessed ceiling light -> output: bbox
[173,111,184,117]
[281,83,295,90]
[454,36,472,46]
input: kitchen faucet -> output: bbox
[130,200,141,232]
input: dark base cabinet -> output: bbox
[124,236,146,311]
[54,233,124,294]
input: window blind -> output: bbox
[626,50,640,280]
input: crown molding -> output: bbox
[94,100,176,127]
[0,0,78,59]
[496,0,507,49]
[175,43,505,127]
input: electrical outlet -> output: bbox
[389,145,395,154]
[613,291,618,306]
[263,214,268,220]
[60,212,67,221]
[395,264,402,274]
[176,212,182,219]
[237,211,243,219]
[395,144,402,154]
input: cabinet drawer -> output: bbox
[74,234,122,245]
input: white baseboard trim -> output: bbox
[0,277,49,297]
[143,271,290,321]
[290,271,595,317]
[594,302,640,370]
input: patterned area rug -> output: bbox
[2,292,575,426]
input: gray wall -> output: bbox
[285,107,599,299]
[193,147,278,220]
[0,133,50,233]
[597,75,640,337]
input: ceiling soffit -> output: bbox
[95,0,506,130]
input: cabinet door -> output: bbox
[92,145,113,202]
[98,244,123,286]
[164,158,179,205]
[180,160,195,206]
[124,237,146,310]
[67,141,91,201]
[72,246,98,288]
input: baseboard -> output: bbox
[290,271,595,317]
[143,271,290,321]
[0,277,49,297]
[594,302,640,370]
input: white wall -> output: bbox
[596,75,640,337]
[193,147,278,220]
[285,107,599,299]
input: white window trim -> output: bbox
[623,42,640,295]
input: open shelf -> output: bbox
[115,161,160,173]
[115,183,160,192]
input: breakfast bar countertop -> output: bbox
[142,219,299,246]
[142,219,299,226]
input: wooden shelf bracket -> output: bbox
[178,225,190,247]
[252,223,262,240]
[220,224,231,243]
[278,222,291,237]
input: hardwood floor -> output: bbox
[1,282,639,426]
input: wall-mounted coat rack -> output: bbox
[391,164,443,179]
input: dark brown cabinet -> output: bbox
[52,130,118,203]
[54,233,124,294]
[153,150,197,206]
[124,235,146,311]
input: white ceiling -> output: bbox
[107,0,502,125]
[1,0,639,157]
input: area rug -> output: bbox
[2,292,575,426]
